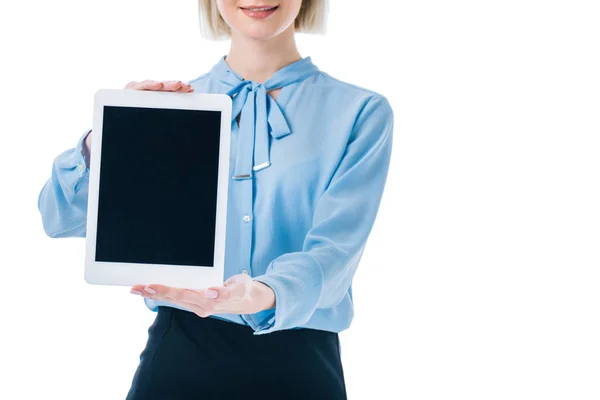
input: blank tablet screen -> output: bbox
[95,105,222,267]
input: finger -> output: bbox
[130,80,164,91]
[124,80,191,92]
[130,284,163,298]
[131,284,145,292]
[130,285,145,295]
[141,284,187,302]
[159,80,183,91]
[174,84,194,93]
[132,284,209,310]
[129,285,214,317]
[204,285,229,301]
[164,81,193,92]
[130,283,205,302]
[147,284,213,306]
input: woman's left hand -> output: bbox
[130,274,275,317]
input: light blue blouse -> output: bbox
[37,56,394,335]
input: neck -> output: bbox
[225,25,302,83]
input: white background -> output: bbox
[1,0,599,399]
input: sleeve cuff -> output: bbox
[72,129,92,193]
[52,129,92,200]
[241,307,276,335]
[76,129,92,173]
[144,297,159,312]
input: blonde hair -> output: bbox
[198,0,328,40]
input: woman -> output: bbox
[38,0,394,398]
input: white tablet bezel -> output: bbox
[84,88,231,289]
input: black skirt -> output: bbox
[126,306,347,399]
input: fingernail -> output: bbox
[205,289,218,299]
[130,289,143,296]
[144,287,157,294]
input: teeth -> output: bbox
[245,7,275,11]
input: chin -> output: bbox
[229,16,288,41]
[239,25,284,41]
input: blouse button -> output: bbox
[242,269,248,275]
[77,163,85,173]
[243,215,251,223]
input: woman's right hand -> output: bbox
[82,80,195,166]
[124,80,194,93]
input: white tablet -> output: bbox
[84,88,232,289]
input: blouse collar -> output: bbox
[209,56,320,179]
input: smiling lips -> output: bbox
[240,5,279,19]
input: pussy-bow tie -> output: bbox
[210,56,320,180]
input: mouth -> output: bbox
[239,4,279,18]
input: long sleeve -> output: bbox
[38,129,92,238]
[246,94,395,335]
